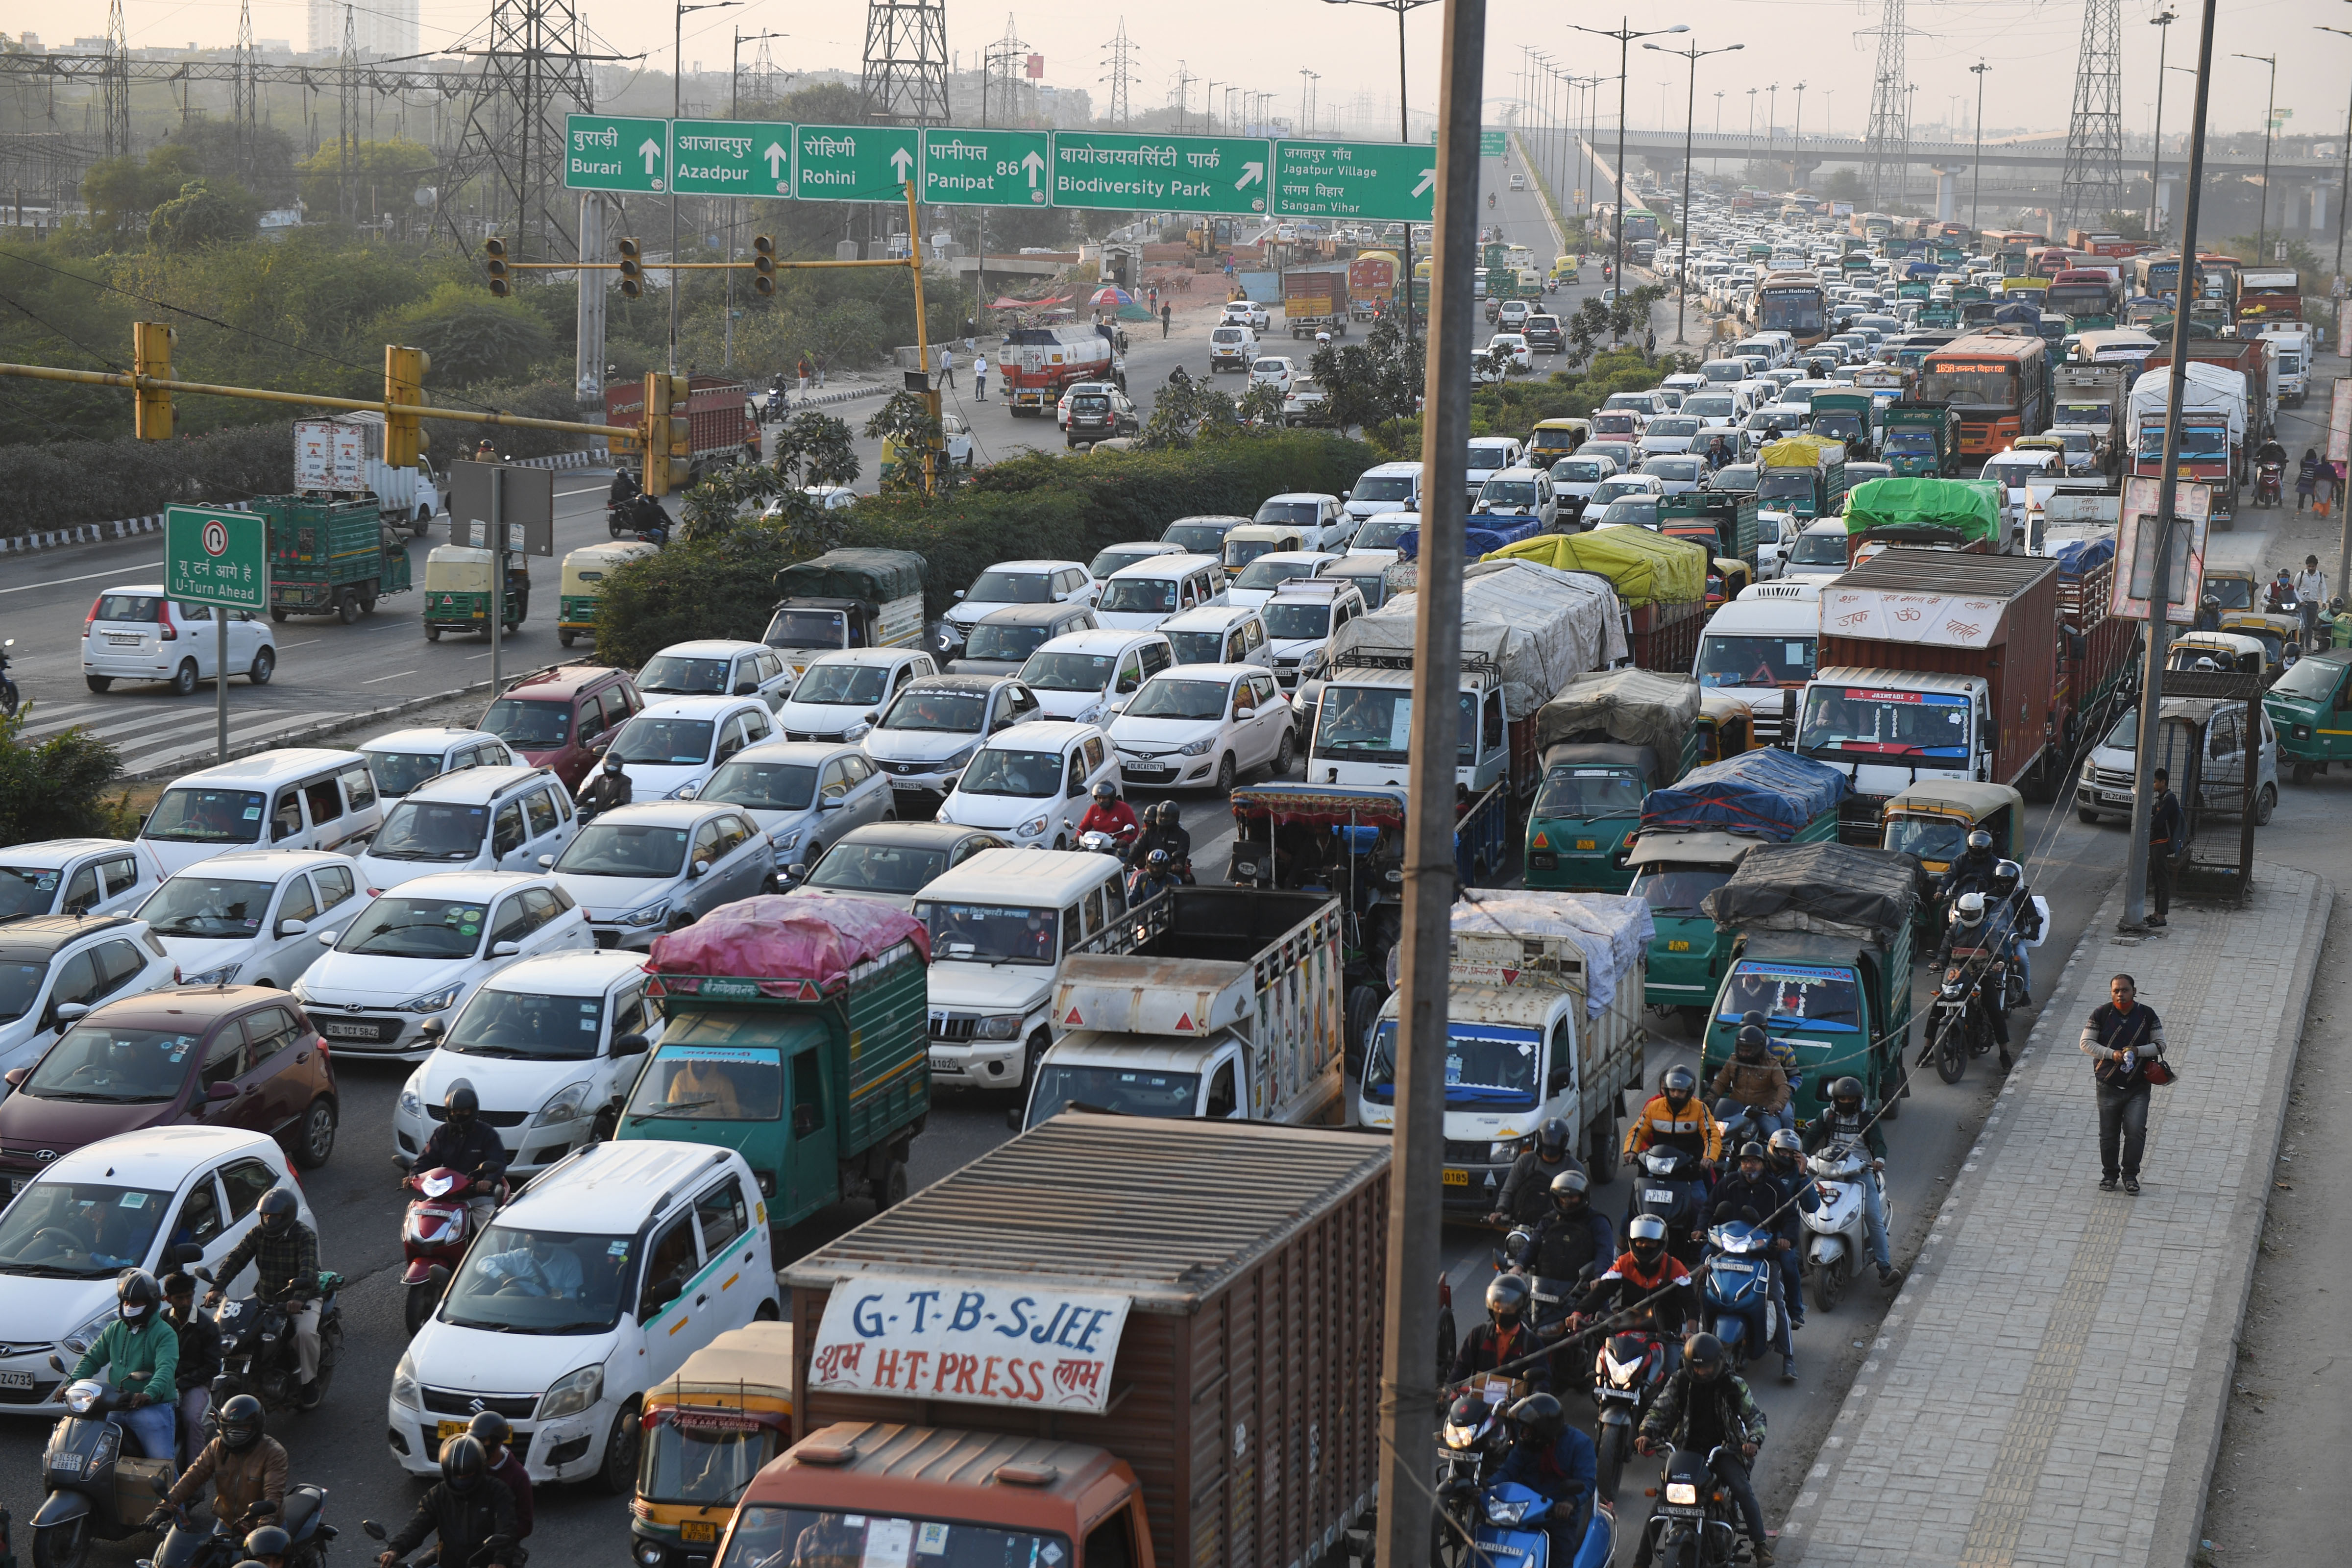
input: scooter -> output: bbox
[196,1266,346,1416]
[1463,1482,1616,1568]
[396,1162,506,1336]
[2256,459,2284,509]
[1699,1220,1782,1376]
[1636,1444,1747,1568]
[0,637,17,717]
[1801,1142,1889,1313]
[30,1366,172,1568]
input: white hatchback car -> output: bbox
[635,640,797,712]
[81,585,277,696]
[292,871,593,1061]
[1227,550,1340,612]
[686,738,893,874]
[937,722,1123,849]
[1018,629,1176,725]
[139,851,361,989]
[393,951,664,1179]
[547,802,773,950]
[1107,665,1296,793]
[0,840,159,923]
[1250,357,1298,394]
[358,729,516,801]
[598,697,776,803]
[777,649,937,744]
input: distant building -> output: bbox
[306,0,416,58]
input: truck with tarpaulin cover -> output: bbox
[619,896,931,1225]
[1801,548,2070,837]
[761,548,929,674]
[1659,491,1761,572]
[1879,401,1962,477]
[1754,435,1850,530]
[772,1116,1388,1568]
[1361,891,1651,1198]
[2053,364,2131,466]
[1840,476,2008,563]
[1524,670,1705,893]
[2051,534,2139,753]
[1625,830,1776,1016]
[1699,841,1923,1117]
[1019,886,1346,1129]
[1280,264,1351,338]
[1485,528,1710,672]
[252,493,413,622]
[2126,358,2251,521]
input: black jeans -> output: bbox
[2149,851,2175,919]
[2097,1080,2152,1180]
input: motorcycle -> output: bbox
[1926,950,2008,1084]
[0,637,17,717]
[2256,459,2284,509]
[149,1484,335,1568]
[396,1162,507,1336]
[360,1520,519,1568]
[1579,1321,1668,1504]
[1637,1444,1747,1568]
[763,379,790,424]
[1801,1143,1889,1313]
[195,1265,346,1416]
[29,1366,174,1568]
[1432,1395,1512,1568]
[1629,1145,1707,1264]
[1698,1220,1781,1375]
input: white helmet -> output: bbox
[1954,891,1986,930]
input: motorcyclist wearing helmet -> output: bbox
[418,1082,509,1234]
[1524,1170,1617,1286]
[1707,1143,1798,1381]
[1986,858,2042,1003]
[244,1524,293,1568]
[2193,593,2222,633]
[574,757,632,817]
[73,1268,180,1470]
[1635,1335,1771,1567]
[160,1395,288,1535]
[468,1411,534,1539]
[1763,1129,1816,1331]
[1932,889,2020,1070]
[1802,1077,1901,1287]
[1710,1024,1794,1138]
[1623,1064,1724,1171]
[1449,1274,1550,1392]
[1572,1213,1695,1340]
[162,1270,222,1463]
[206,1187,326,1407]
[1133,800,1192,878]
[1489,1116,1588,1228]
[1076,781,1140,848]
[1935,827,2000,906]
[1494,1393,1598,1561]
[1129,848,1184,904]
[378,1435,517,1568]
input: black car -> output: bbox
[1522,314,1565,352]
[1066,389,1140,446]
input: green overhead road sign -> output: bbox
[166,506,269,612]
[1480,130,1507,158]
[1272,139,1437,224]
[1050,131,1272,214]
[671,119,792,198]
[565,114,672,193]
[792,123,921,203]
[922,127,1052,207]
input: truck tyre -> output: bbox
[413,505,433,536]
[337,590,360,625]
[559,630,575,648]
[876,1160,909,1210]
[1587,1113,1618,1184]
[360,587,379,614]
[425,625,441,642]
[271,608,289,623]
[2293,761,2313,785]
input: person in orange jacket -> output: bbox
[1622,1064,1724,1169]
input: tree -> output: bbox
[0,708,133,844]
[294,138,436,222]
[773,410,860,488]
[146,180,261,251]
[376,283,557,388]
[1305,319,1423,440]
[865,392,951,492]
[83,143,206,237]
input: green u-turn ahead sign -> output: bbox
[166,506,269,612]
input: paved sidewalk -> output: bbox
[1781,864,2332,1568]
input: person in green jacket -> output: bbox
[72,1270,181,1471]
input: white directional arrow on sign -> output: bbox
[889,145,914,183]
[1235,161,1265,191]
[764,143,787,178]
[1021,150,1045,188]
[639,139,664,175]
[1413,168,1437,197]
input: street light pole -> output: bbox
[1970,61,1989,233]
[2230,52,2277,262]
[671,0,739,375]
[1646,36,1743,348]
[2322,27,2352,286]
[1323,0,1437,339]
[1791,80,1805,186]
[1569,16,1689,341]
[2148,10,2176,240]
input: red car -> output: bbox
[479,663,644,791]
[0,986,339,1182]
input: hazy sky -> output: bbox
[26,0,2347,144]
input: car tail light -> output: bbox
[157,604,178,642]
[86,597,102,636]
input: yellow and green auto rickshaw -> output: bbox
[1876,780,2024,882]
[631,1323,795,1568]
[1695,690,1757,764]
[558,539,656,649]
[2265,647,2352,784]
[2212,611,2302,682]
[1706,556,1755,611]
[421,545,529,641]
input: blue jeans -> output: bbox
[1860,1171,1892,1270]
[109,1399,179,1471]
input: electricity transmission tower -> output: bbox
[440,0,606,260]
[339,6,360,224]
[2059,0,2125,226]
[101,0,130,160]
[232,0,259,147]
[859,0,951,126]
[1102,21,1137,128]
[1857,0,1909,209]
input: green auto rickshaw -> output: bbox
[2265,647,2352,784]
[421,545,529,641]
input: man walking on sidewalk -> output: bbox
[2296,556,2328,649]
[936,344,956,389]
[2147,767,2183,928]
[2080,974,2168,1194]
[1161,302,1173,338]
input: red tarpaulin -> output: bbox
[646,896,929,996]
[990,294,1070,310]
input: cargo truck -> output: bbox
[253,493,413,623]
[2236,270,2303,333]
[1281,264,1352,338]
[2126,361,2247,522]
[605,375,760,491]
[1485,530,1710,672]
[761,547,930,675]
[1347,252,1398,319]
[1658,491,1762,574]
[1523,669,1704,892]
[2254,322,2313,407]
[999,325,1118,416]
[1018,887,1345,1129]
[1361,890,1650,1196]
[1691,579,1823,746]
[1840,477,2007,562]
[294,415,443,535]
[1877,401,1961,478]
[772,1116,1386,1568]
[622,896,931,1224]
[1753,436,1849,539]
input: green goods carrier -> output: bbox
[254,494,412,623]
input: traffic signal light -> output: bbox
[642,372,692,495]
[618,237,644,299]
[385,345,431,469]
[131,321,174,441]
[484,237,511,297]
[752,235,776,296]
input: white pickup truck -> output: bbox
[1019,886,1347,1128]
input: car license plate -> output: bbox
[1442,1168,1469,1186]
[929,1055,956,1075]
[680,1523,717,1544]
[1645,1189,1676,1203]
[105,633,140,645]
[1667,940,1691,952]
[436,1420,469,1445]
[321,1022,380,1040]
[1127,768,1172,781]
[0,1370,32,1389]
[2102,790,2130,803]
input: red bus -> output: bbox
[1915,333,2053,458]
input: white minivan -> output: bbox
[357,765,579,893]
[1094,554,1227,632]
[139,750,384,878]
[389,1139,778,1490]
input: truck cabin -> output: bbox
[1710,933,1885,1114]
[1525,742,1664,892]
[1023,1035,1246,1128]
[1363,981,1572,1145]
[763,598,873,666]
[1311,659,1509,796]
[1625,830,1762,1010]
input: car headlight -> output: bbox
[180,961,242,987]
[1665,1481,1700,1506]
[937,744,977,773]
[1177,736,1216,757]
[62,1304,116,1357]
[290,980,315,1004]
[973,1013,1026,1041]
[399,984,466,1014]
[392,1350,421,1410]
[770,828,801,855]
[538,1363,603,1421]
[1016,815,1050,838]
[1488,1140,1520,1163]
[621,900,672,929]
[534,1081,592,1127]
[398,1079,424,1119]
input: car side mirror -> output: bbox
[953,589,967,601]
[172,1241,202,1265]
[791,1104,821,1137]
[276,918,308,939]
[2,1068,25,1088]
[490,940,521,957]
[207,1082,239,1102]
[419,1018,446,1041]
[538,855,555,870]
[676,784,699,801]
[783,862,809,884]
[590,739,611,756]
[734,680,759,695]
[689,860,709,879]
[55,1003,89,1025]
[610,1031,649,1058]
[316,930,341,947]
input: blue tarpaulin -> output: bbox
[2052,537,2116,577]
[1397,519,1551,560]
[1639,748,1849,839]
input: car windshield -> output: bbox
[1799,686,1971,760]
[1234,558,1321,591]
[719,1507,1069,1568]
[1596,500,1660,527]
[371,800,490,862]
[1255,502,1321,525]
[1649,418,1703,439]
[139,875,278,936]
[880,687,986,732]
[144,787,266,845]
[445,988,607,1061]
[1480,480,1541,508]
[963,623,1054,662]
[1884,813,1970,865]
[1719,960,1862,1031]
[1097,575,1179,615]
[0,960,47,1024]
[1088,546,1163,579]
[610,718,715,766]
[1164,629,1230,665]
[1262,601,1333,640]
[1316,687,1477,763]
[482,698,572,747]
[638,655,734,695]
[1353,475,1417,503]
[624,1030,784,1124]
[1630,865,1732,916]
[1645,460,1700,482]
[967,571,1054,604]
[0,866,60,920]
[1467,445,1518,470]
[336,895,491,959]
[789,663,889,706]
[367,751,455,797]
[437,1223,637,1334]
[1364,1020,1539,1107]
[1070,395,1111,416]
[24,1025,198,1103]
[1022,651,1118,692]
[1127,677,1229,721]
[1714,465,1760,493]
[1534,766,1645,818]
[1757,471,1818,503]
[1357,515,1418,548]
[1787,532,1848,565]
[2271,656,2342,701]
[957,747,1063,798]
[700,759,817,812]
[1027,1064,1201,1124]
[806,841,950,893]
[1697,633,1816,688]
[0,1181,173,1278]
[1683,396,1737,419]
[763,609,848,650]
[1225,537,1287,569]
[1162,522,1236,552]
[558,822,692,879]
[1592,479,1653,505]
[916,901,1059,964]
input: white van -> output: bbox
[1158,604,1275,671]
[139,750,383,878]
[357,764,579,893]
[1094,553,1227,631]
[358,729,517,801]
[1691,581,1822,744]
[1343,461,1424,523]
[1209,324,1259,372]
[389,1139,778,1489]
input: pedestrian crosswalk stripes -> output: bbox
[15,696,367,777]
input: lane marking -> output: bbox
[0,564,162,596]
[363,669,421,685]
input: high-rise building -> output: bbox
[307,0,417,58]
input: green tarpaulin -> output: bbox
[1486,527,1709,607]
[772,547,928,602]
[1841,477,2002,544]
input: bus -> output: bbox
[1915,333,2053,458]
[2195,253,2241,316]
[2047,268,2120,325]
[2027,246,2081,281]
[2133,253,2190,301]
[1752,271,1830,348]
[1620,207,1662,244]
[1856,212,1894,241]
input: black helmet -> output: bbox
[1738,1141,1767,1167]
[1548,1169,1591,1215]
[440,1433,488,1494]
[1685,1331,1727,1379]
[1442,1393,1493,1449]
[1734,1023,1768,1059]
[243,1527,292,1564]
[1627,1212,1668,1265]
[1991,858,2022,898]
[117,1269,161,1323]
[444,1083,480,1127]
[1507,1392,1567,1442]
[602,757,623,775]
[218,1393,266,1453]
[256,1186,298,1238]
[467,1410,513,1454]
[1534,1116,1572,1161]
[1966,828,1993,853]
[1662,1064,1696,1104]
[1830,1076,1864,1114]
[1484,1273,1532,1329]
[1092,781,1117,804]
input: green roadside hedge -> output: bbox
[593,430,1381,668]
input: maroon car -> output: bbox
[0,986,339,1184]
[480,663,644,791]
